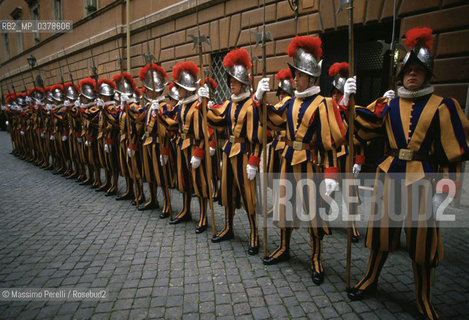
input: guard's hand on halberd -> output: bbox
[198,84,210,103]
[190,156,201,169]
[151,100,159,111]
[246,164,258,181]
[383,89,395,100]
[64,100,71,107]
[74,99,82,107]
[209,147,216,156]
[341,76,356,106]
[62,135,68,142]
[160,154,168,166]
[324,178,338,196]
[25,96,32,104]
[255,78,270,103]
[352,163,362,177]
[50,134,55,141]
[96,98,105,108]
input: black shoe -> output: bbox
[248,245,259,255]
[195,224,207,234]
[105,189,116,197]
[116,193,133,201]
[138,201,157,211]
[211,230,234,243]
[263,251,290,265]
[312,270,324,285]
[351,235,360,243]
[96,184,109,192]
[347,283,377,301]
[169,213,191,225]
[159,212,169,219]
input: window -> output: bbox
[27,0,40,44]
[10,7,23,54]
[53,0,63,20]
[3,32,10,60]
[84,0,98,15]
[210,51,231,103]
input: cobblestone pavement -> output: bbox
[0,131,468,320]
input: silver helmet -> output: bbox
[65,84,80,100]
[115,78,134,94]
[80,84,96,100]
[98,82,114,97]
[398,27,434,81]
[288,47,322,78]
[332,76,346,93]
[52,86,65,102]
[278,79,293,96]
[16,95,26,106]
[143,69,165,92]
[226,64,250,86]
[168,84,179,101]
[31,89,45,104]
[175,70,198,92]
[46,90,54,102]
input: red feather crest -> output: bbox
[205,78,218,90]
[27,87,45,96]
[223,48,252,69]
[6,93,15,103]
[328,62,349,78]
[97,79,117,90]
[78,77,96,90]
[172,61,200,81]
[135,87,141,96]
[50,84,64,92]
[139,63,168,81]
[112,72,137,89]
[275,69,293,81]
[287,36,322,59]
[65,82,81,93]
[404,27,433,52]
[168,83,175,91]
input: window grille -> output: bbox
[210,51,230,104]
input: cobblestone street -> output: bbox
[0,131,468,320]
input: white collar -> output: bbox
[295,86,321,99]
[398,85,434,99]
[231,91,251,102]
[180,94,198,105]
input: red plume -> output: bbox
[97,79,117,90]
[287,36,322,59]
[50,84,64,92]
[112,72,137,90]
[205,78,218,90]
[78,77,96,90]
[27,87,45,96]
[223,48,252,69]
[172,61,200,81]
[44,86,51,92]
[275,69,293,81]
[404,27,433,52]
[168,83,175,90]
[6,93,15,103]
[65,82,81,93]
[139,63,168,81]
[135,87,141,96]
[328,62,349,78]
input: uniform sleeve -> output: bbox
[207,100,230,128]
[246,98,263,159]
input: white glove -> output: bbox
[40,132,45,139]
[96,98,105,108]
[46,104,53,111]
[74,99,81,107]
[383,90,395,100]
[160,154,168,166]
[77,137,82,143]
[104,144,109,153]
[190,156,202,169]
[121,93,131,103]
[5,121,9,126]
[255,78,270,102]
[352,163,362,177]
[127,147,135,157]
[324,178,338,196]
[341,76,357,106]
[85,140,89,147]
[209,147,216,156]
[151,100,159,111]
[50,135,55,141]
[20,130,25,136]
[198,84,210,102]
[64,100,71,107]
[1,105,6,111]
[246,164,258,181]
[62,135,68,142]
[25,96,32,104]
[120,99,125,110]
[207,100,215,107]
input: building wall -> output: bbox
[0,0,468,108]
